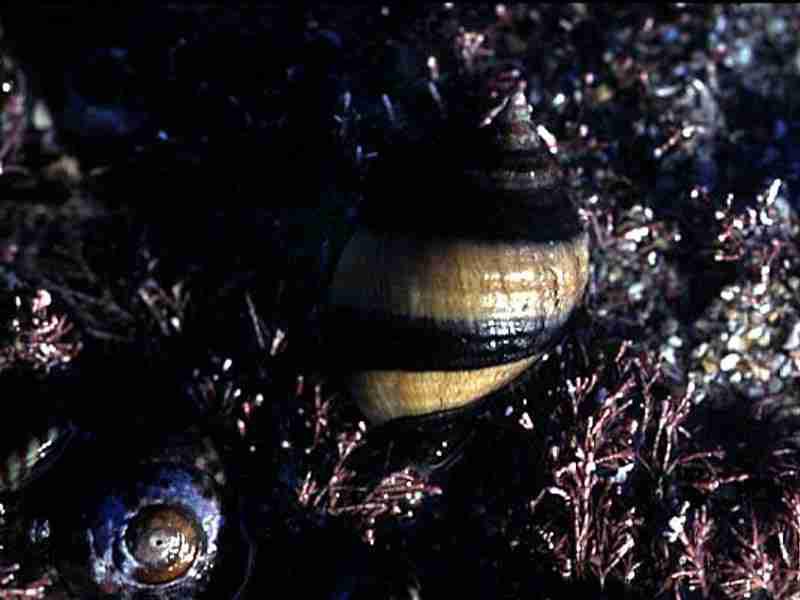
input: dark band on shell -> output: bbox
[327,230,588,370]
[327,90,590,425]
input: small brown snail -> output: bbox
[327,90,590,425]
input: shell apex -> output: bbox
[484,90,542,153]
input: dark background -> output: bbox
[1,4,800,599]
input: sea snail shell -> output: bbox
[327,90,590,425]
[0,417,75,495]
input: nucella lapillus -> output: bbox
[327,90,590,425]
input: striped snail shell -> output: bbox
[327,90,590,425]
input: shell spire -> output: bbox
[471,90,559,193]
[488,90,542,153]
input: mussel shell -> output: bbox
[0,373,75,496]
[0,418,75,495]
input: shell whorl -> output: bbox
[467,90,560,192]
[486,89,543,152]
[327,90,590,424]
